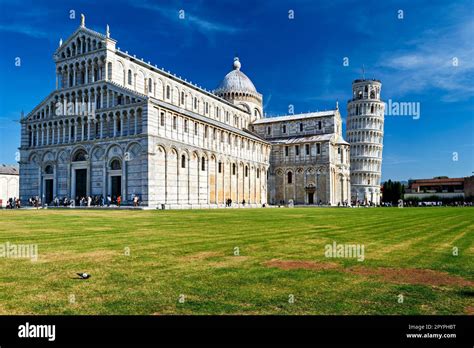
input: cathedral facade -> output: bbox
[19,17,384,208]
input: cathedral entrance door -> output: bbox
[44,179,53,204]
[111,176,122,200]
[75,169,87,200]
[308,192,314,204]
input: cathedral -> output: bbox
[19,16,384,208]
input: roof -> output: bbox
[335,135,350,145]
[114,51,252,115]
[0,165,19,175]
[269,134,334,144]
[410,178,465,185]
[149,96,269,145]
[214,58,258,95]
[253,110,337,124]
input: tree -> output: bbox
[382,180,405,204]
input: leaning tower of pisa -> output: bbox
[346,79,385,205]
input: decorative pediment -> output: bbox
[54,26,108,61]
[25,81,147,123]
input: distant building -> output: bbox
[404,176,473,200]
[0,165,19,207]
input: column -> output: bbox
[81,121,85,141]
[46,126,50,145]
[134,112,137,135]
[113,115,117,137]
[122,160,127,203]
[120,113,124,137]
[100,116,103,138]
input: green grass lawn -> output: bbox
[0,207,472,315]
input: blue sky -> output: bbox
[0,0,473,181]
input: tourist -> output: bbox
[117,195,121,207]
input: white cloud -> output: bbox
[0,24,49,38]
[377,18,474,102]
[129,1,241,35]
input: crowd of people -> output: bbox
[4,197,21,209]
[21,194,142,208]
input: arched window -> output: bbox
[232,163,236,175]
[73,149,87,162]
[371,104,374,113]
[181,155,186,168]
[287,171,293,184]
[148,78,153,93]
[257,169,260,178]
[245,166,248,177]
[107,62,112,80]
[44,165,53,174]
[201,157,206,171]
[128,70,132,85]
[166,85,171,99]
[181,91,185,105]
[110,159,122,170]
[218,161,222,173]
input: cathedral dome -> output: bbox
[214,57,258,95]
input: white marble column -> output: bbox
[134,112,138,135]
